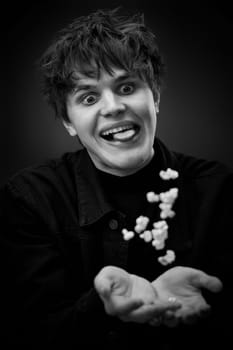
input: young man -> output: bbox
[0,8,232,348]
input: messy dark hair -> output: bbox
[39,7,166,121]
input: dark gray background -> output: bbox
[3,0,233,185]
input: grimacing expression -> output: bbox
[64,68,159,176]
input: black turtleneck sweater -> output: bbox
[96,156,160,223]
[95,154,170,279]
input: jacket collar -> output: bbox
[75,148,114,227]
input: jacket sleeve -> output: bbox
[192,170,233,340]
[0,182,111,346]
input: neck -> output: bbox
[91,150,155,177]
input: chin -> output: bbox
[112,154,150,173]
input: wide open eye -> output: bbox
[82,94,98,105]
[119,83,135,95]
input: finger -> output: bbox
[198,305,211,318]
[94,266,127,297]
[163,312,180,328]
[122,303,162,323]
[149,317,163,327]
[164,310,175,318]
[150,314,188,328]
[182,313,198,325]
[162,309,180,328]
[110,296,143,315]
[192,271,223,293]
[180,302,209,324]
[153,300,182,314]
[127,301,181,323]
[94,276,112,299]
[177,300,211,321]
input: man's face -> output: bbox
[64,67,159,176]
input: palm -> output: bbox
[95,266,157,307]
[94,266,180,323]
[152,266,222,321]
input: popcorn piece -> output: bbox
[153,220,168,230]
[151,228,168,241]
[158,250,176,265]
[122,228,128,235]
[159,203,172,211]
[151,220,168,250]
[122,229,135,241]
[160,209,175,219]
[158,256,169,265]
[142,230,153,242]
[146,192,160,203]
[159,188,178,204]
[166,249,176,259]
[135,224,144,234]
[136,216,149,225]
[169,188,179,199]
[152,239,165,250]
[135,215,149,233]
[159,192,170,204]
[159,170,170,180]
[159,168,179,180]
[124,232,135,240]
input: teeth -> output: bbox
[101,124,133,136]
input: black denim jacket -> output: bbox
[1,138,233,348]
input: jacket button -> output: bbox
[107,330,118,341]
[109,219,118,230]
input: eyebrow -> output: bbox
[73,84,94,94]
[115,72,141,86]
[115,72,137,81]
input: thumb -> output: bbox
[94,274,113,299]
[192,270,223,293]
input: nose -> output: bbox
[100,91,126,117]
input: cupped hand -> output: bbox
[151,266,223,326]
[94,266,181,323]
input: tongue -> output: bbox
[112,129,136,141]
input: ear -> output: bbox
[62,120,77,137]
[155,93,160,113]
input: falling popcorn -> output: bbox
[159,168,179,180]
[160,209,175,219]
[153,220,168,229]
[151,228,168,241]
[151,223,168,250]
[134,216,150,233]
[159,188,178,204]
[146,192,160,203]
[122,228,135,241]
[159,203,174,219]
[139,230,153,242]
[121,168,179,265]
[158,250,176,265]
[152,239,165,250]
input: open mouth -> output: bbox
[100,123,140,142]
